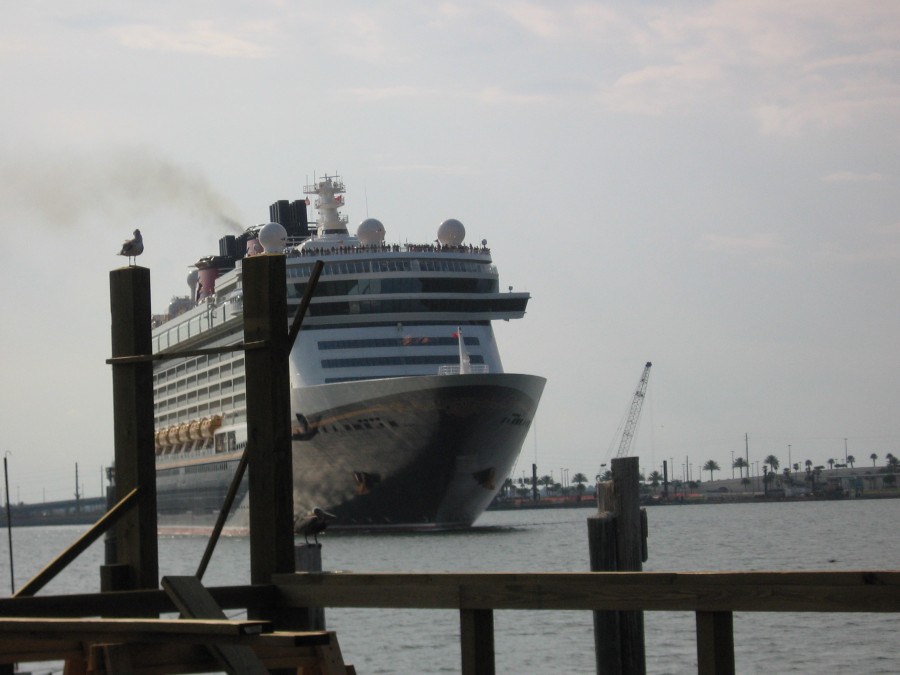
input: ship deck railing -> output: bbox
[289,242,491,257]
[437,364,490,375]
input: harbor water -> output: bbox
[2,499,899,673]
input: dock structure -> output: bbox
[2,256,900,674]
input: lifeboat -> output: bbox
[166,426,180,446]
[188,419,202,441]
[177,422,191,443]
[200,415,223,439]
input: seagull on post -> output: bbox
[294,507,336,545]
[118,229,144,265]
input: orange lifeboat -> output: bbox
[188,419,202,441]
[200,415,223,439]
[166,426,180,446]
[177,422,191,443]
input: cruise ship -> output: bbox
[151,175,545,532]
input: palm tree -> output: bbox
[887,453,899,469]
[805,459,813,473]
[827,458,835,471]
[870,453,878,467]
[539,475,552,495]
[847,455,855,468]
[571,472,588,501]
[733,457,748,478]
[764,454,780,472]
[702,460,720,481]
[647,471,663,492]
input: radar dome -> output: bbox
[437,219,465,246]
[257,222,288,253]
[357,218,386,245]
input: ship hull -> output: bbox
[289,372,546,529]
[158,372,544,534]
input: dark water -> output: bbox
[2,500,899,673]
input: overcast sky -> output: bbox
[1,1,898,502]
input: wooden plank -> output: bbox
[162,575,270,674]
[0,616,269,636]
[272,571,900,613]
[14,489,139,597]
[696,611,734,675]
[85,640,341,674]
[0,583,276,618]
[460,608,494,675]
[99,643,136,675]
[0,636,83,663]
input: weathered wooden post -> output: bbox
[588,456,647,674]
[241,253,296,619]
[104,266,158,594]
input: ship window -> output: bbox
[321,354,485,369]
[318,337,479,350]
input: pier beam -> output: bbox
[242,254,296,604]
[106,266,158,593]
[588,456,647,674]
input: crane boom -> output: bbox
[615,361,652,458]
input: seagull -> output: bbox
[118,229,144,265]
[294,507,336,545]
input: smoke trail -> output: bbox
[0,146,245,232]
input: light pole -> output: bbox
[731,450,735,479]
[4,451,14,594]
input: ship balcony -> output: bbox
[437,364,490,375]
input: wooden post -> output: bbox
[588,513,621,673]
[106,266,158,593]
[588,456,646,674]
[242,254,295,601]
[460,608,494,675]
[294,544,326,630]
[696,611,735,674]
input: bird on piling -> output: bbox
[294,507,336,545]
[118,229,143,265]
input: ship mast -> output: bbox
[304,174,349,237]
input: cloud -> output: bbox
[585,1,900,133]
[814,240,900,264]
[697,233,786,262]
[822,171,889,183]
[340,83,548,106]
[109,21,272,58]
[373,163,473,175]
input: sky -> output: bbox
[1,1,899,503]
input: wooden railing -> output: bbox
[272,570,900,675]
[1,570,897,674]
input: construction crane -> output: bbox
[613,361,652,458]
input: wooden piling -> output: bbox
[294,545,326,630]
[241,254,296,606]
[588,456,647,674]
[106,266,157,593]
